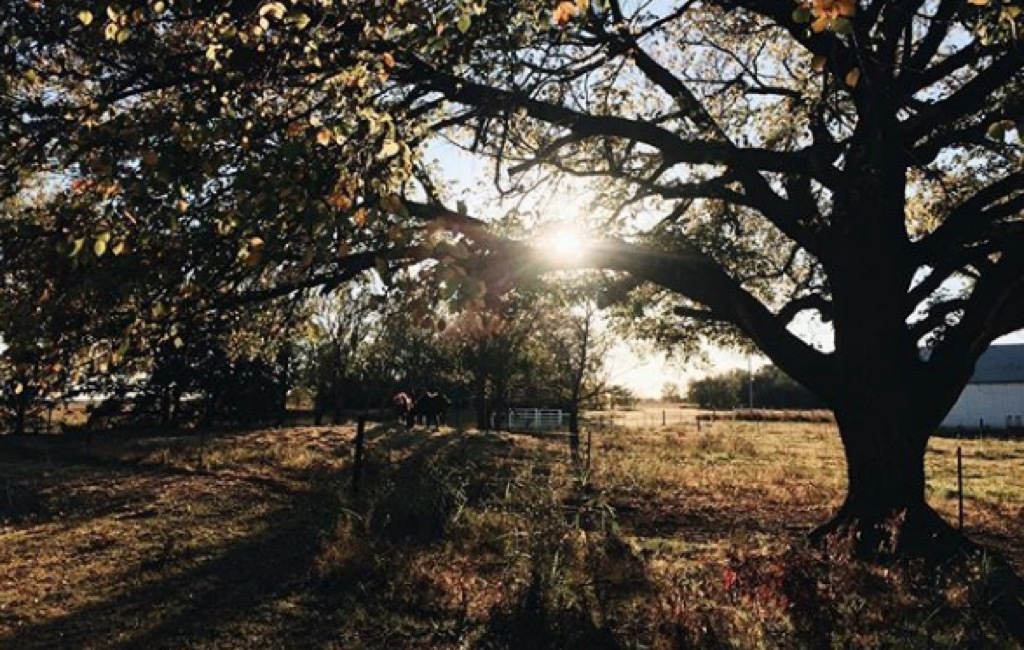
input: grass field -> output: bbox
[1,417,1022,648]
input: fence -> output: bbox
[507,408,566,432]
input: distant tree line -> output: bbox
[687,366,825,411]
[1,273,630,434]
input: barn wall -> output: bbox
[941,383,1024,430]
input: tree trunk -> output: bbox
[811,414,965,560]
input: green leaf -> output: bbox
[70,238,85,257]
[93,238,107,257]
[831,17,854,35]
[987,120,1015,140]
[791,7,811,23]
[288,11,311,29]
[457,200,467,215]
[457,13,472,33]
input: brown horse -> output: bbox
[392,392,414,426]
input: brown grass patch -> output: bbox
[1,421,1022,648]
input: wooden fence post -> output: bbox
[352,416,366,498]
[586,427,592,472]
[957,445,964,531]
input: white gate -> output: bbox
[507,408,565,431]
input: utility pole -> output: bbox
[747,355,754,409]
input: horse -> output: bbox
[392,391,414,425]
[411,390,451,429]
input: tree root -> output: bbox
[809,504,1024,643]
[808,503,972,563]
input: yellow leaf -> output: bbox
[249,236,265,250]
[845,67,860,87]
[967,0,990,5]
[378,140,400,159]
[77,10,94,25]
[259,2,286,19]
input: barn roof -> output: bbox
[971,344,1024,384]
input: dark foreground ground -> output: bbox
[2,420,1022,648]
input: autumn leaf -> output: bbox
[553,1,578,27]
[382,52,396,69]
[986,119,1016,140]
[378,140,400,159]
[259,2,286,20]
[845,67,861,87]
[316,128,333,146]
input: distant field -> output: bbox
[1,420,1022,648]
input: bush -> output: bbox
[689,365,825,410]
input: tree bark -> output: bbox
[810,413,965,560]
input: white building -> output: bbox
[941,344,1024,431]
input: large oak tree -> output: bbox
[393,0,1024,555]
[3,0,1023,555]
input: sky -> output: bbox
[427,138,1024,401]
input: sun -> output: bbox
[539,225,589,266]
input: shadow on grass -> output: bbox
[2,424,640,649]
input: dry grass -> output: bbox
[1,419,1022,648]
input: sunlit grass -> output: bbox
[1,418,1022,648]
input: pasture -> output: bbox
[1,416,1022,648]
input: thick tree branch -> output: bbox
[777,293,834,325]
[588,241,834,398]
[903,0,960,80]
[405,198,834,398]
[901,50,1024,144]
[408,64,815,176]
[918,172,1024,254]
